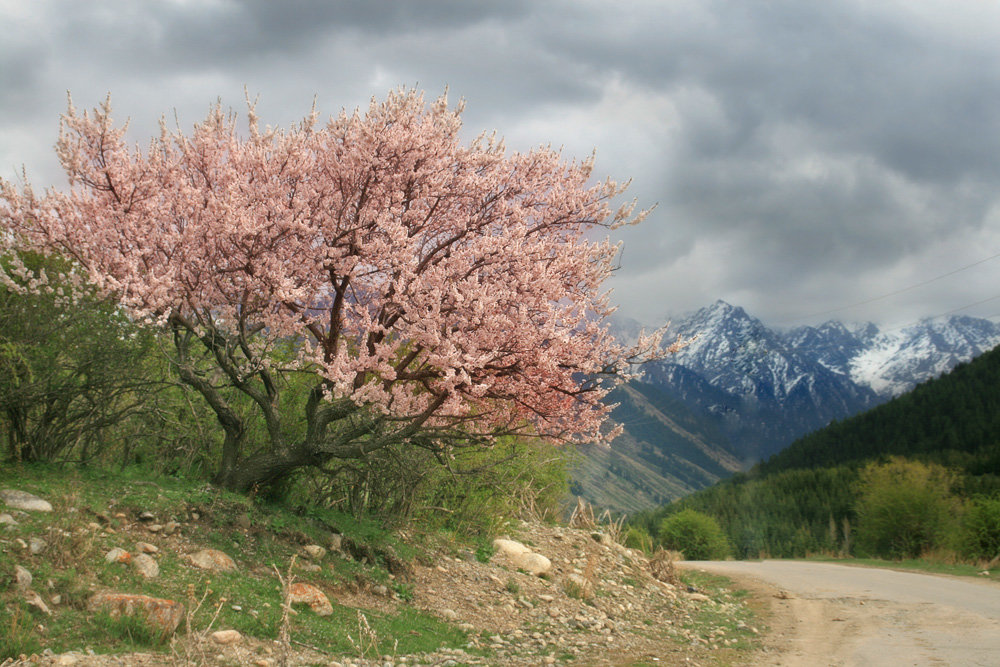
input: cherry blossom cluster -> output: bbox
[1,89,678,447]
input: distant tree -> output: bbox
[1,90,674,492]
[854,458,959,559]
[657,509,730,560]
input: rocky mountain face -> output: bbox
[576,302,1000,512]
[641,301,1000,462]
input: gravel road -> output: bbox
[683,560,1000,666]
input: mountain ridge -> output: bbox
[575,302,1000,513]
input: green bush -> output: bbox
[959,496,1000,562]
[657,509,730,560]
[855,458,959,559]
[623,525,654,553]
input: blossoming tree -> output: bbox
[1,89,675,491]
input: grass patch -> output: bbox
[676,570,763,661]
[0,463,468,662]
[806,554,1000,582]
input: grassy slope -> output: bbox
[0,464,464,660]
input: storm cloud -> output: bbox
[3,0,1000,328]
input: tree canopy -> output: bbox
[1,89,671,491]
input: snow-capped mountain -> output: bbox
[788,316,1000,397]
[637,300,1000,461]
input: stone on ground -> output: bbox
[0,488,53,512]
[186,548,236,572]
[288,582,333,616]
[86,592,185,638]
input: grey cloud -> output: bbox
[4,0,1000,326]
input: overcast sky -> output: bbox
[4,0,1000,329]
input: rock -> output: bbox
[24,589,52,615]
[492,538,531,558]
[688,592,711,603]
[303,544,327,560]
[132,553,159,579]
[297,562,321,573]
[329,533,343,551]
[138,511,155,522]
[136,542,159,554]
[146,524,163,533]
[0,512,18,526]
[0,489,53,512]
[162,521,179,535]
[104,548,132,564]
[186,549,236,572]
[441,608,458,621]
[87,592,184,638]
[14,564,32,590]
[512,551,552,576]
[29,537,47,555]
[104,547,132,564]
[211,629,242,645]
[288,582,333,616]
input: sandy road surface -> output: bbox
[683,560,1000,666]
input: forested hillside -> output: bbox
[759,344,1000,477]
[634,343,1000,558]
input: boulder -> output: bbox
[14,564,32,590]
[211,629,242,645]
[104,547,132,564]
[0,513,18,526]
[492,538,551,576]
[512,551,552,576]
[87,592,184,638]
[492,538,531,558]
[186,549,236,572]
[132,553,159,579]
[288,582,333,616]
[303,544,327,560]
[0,489,53,512]
[24,589,52,615]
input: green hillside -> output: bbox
[634,344,1000,558]
[758,345,1000,477]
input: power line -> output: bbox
[879,293,1000,333]
[778,248,1000,323]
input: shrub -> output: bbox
[959,496,1000,562]
[854,458,959,559]
[657,509,730,560]
[623,525,654,553]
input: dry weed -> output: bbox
[648,547,682,586]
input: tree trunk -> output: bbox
[211,443,320,493]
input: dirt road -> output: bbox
[683,560,1000,666]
